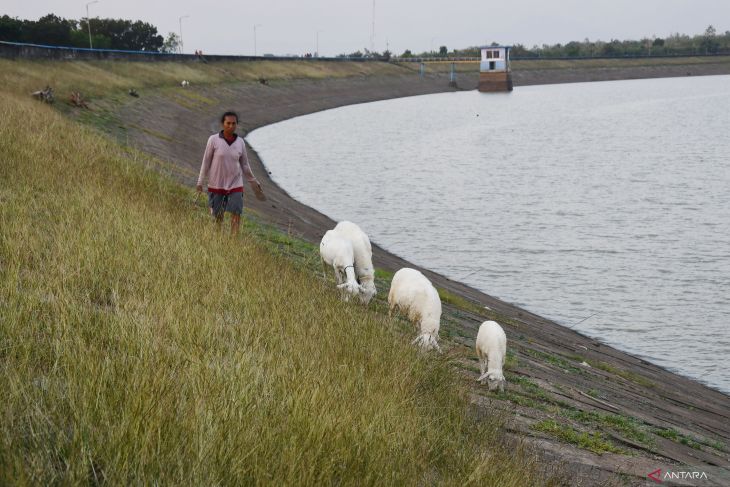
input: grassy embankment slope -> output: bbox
[0,58,412,98]
[0,61,561,484]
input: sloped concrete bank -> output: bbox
[512,58,730,85]
[113,68,730,486]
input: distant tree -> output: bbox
[23,14,76,46]
[564,41,581,57]
[126,20,163,51]
[451,46,480,57]
[161,32,180,53]
[335,50,366,58]
[438,45,447,56]
[601,39,622,56]
[0,15,23,42]
[2,13,165,51]
[362,48,380,58]
[382,49,391,61]
[68,25,110,48]
[69,28,87,47]
[700,24,719,53]
[78,18,163,51]
[401,49,413,58]
[510,43,533,57]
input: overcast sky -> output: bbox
[4,1,729,56]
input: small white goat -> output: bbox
[333,221,377,304]
[181,80,190,87]
[388,268,441,351]
[475,320,507,392]
[320,230,361,301]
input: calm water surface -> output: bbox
[248,76,730,393]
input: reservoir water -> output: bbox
[247,75,730,394]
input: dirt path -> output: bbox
[110,67,730,486]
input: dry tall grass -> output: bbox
[0,58,411,100]
[0,69,561,484]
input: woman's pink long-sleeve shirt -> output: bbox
[197,132,258,194]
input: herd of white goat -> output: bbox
[320,220,507,392]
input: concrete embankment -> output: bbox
[511,56,730,85]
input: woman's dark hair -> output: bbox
[221,111,239,123]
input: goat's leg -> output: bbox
[333,267,344,286]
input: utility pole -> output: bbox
[85,0,99,49]
[370,0,375,52]
[179,15,189,54]
[316,30,322,57]
[254,24,262,56]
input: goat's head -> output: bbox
[358,278,377,304]
[477,371,506,392]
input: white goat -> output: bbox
[388,268,441,351]
[320,230,361,301]
[181,80,190,87]
[475,320,507,392]
[333,221,377,304]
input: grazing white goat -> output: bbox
[388,268,441,351]
[320,230,361,301]
[333,221,377,304]
[181,80,190,87]
[475,320,507,392]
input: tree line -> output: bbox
[3,15,728,59]
[395,26,730,59]
[0,13,180,52]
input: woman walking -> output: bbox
[196,111,265,235]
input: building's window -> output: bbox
[491,50,500,58]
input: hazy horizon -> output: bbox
[3,1,729,56]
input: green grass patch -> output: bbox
[524,349,583,373]
[503,392,540,409]
[588,360,656,388]
[531,420,625,455]
[503,374,572,411]
[586,388,601,399]
[562,410,654,448]
[437,287,486,316]
[654,428,725,452]
[504,349,518,370]
[374,268,395,281]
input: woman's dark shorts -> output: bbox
[208,191,243,216]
